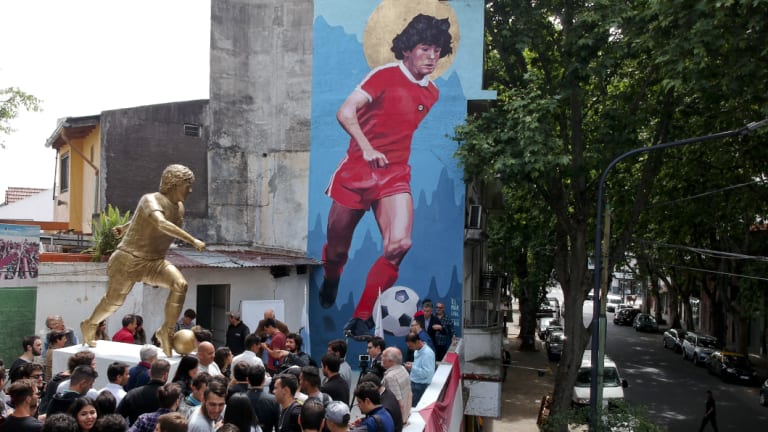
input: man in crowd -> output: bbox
[231,333,264,370]
[41,315,78,358]
[118,359,171,426]
[246,364,280,432]
[127,382,182,432]
[414,299,436,347]
[261,319,287,375]
[175,308,197,332]
[326,339,352,386]
[40,351,96,414]
[367,337,386,379]
[227,362,250,400]
[255,309,290,366]
[404,333,435,407]
[359,374,402,432]
[196,342,222,376]
[276,333,313,371]
[324,401,350,432]
[188,380,227,432]
[113,314,138,344]
[300,366,331,406]
[99,362,130,405]
[157,412,189,432]
[298,399,325,432]
[381,347,411,425]
[179,372,211,419]
[225,311,250,356]
[274,374,302,432]
[320,353,349,407]
[46,365,98,415]
[18,363,45,401]
[9,335,42,382]
[433,301,454,361]
[354,382,394,432]
[125,345,158,391]
[0,379,43,432]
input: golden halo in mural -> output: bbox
[363,0,460,80]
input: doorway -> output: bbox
[197,284,230,347]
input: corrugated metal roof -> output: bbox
[165,248,321,269]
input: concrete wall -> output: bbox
[207,0,312,251]
[100,100,209,223]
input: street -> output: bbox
[602,311,768,431]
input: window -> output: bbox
[60,153,70,192]
[183,123,202,137]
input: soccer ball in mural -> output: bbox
[375,286,420,337]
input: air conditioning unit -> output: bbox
[467,205,482,229]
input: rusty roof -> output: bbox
[165,248,321,269]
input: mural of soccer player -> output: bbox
[318,14,453,340]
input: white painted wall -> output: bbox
[37,262,308,344]
[0,189,55,221]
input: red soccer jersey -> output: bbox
[347,62,439,165]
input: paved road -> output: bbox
[603,313,768,431]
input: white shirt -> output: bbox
[57,379,99,399]
[99,382,127,405]
[231,350,265,369]
[198,362,222,377]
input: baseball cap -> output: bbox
[325,401,350,425]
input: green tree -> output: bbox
[0,87,42,148]
[456,0,768,421]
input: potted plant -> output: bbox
[84,204,131,262]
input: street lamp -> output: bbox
[589,119,768,430]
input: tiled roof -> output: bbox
[4,187,48,205]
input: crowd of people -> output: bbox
[0,298,454,432]
[0,238,39,280]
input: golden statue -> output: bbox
[81,164,206,357]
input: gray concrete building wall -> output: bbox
[208,0,313,252]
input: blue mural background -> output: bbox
[307,0,491,361]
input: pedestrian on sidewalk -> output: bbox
[699,390,718,432]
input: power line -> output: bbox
[636,239,768,262]
[655,262,768,282]
[647,178,768,208]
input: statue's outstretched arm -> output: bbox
[149,211,205,251]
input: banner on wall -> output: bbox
[0,224,40,287]
[307,0,490,359]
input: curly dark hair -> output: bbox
[391,14,453,60]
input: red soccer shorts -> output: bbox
[325,157,411,210]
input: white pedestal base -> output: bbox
[52,340,183,389]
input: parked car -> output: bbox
[616,303,634,312]
[708,351,758,384]
[682,332,719,366]
[633,314,658,332]
[572,351,629,407]
[613,308,640,326]
[538,317,556,340]
[537,302,557,318]
[663,328,687,353]
[760,378,768,406]
[546,331,564,361]
[541,320,563,342]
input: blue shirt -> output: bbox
[361,406,395,432]
[128,408,172,432]
[410,344,435,384]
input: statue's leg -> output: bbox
[147,262,188,357]
[81,273,135,347]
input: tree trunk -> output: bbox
[519,279,540,351]
[669,285,681,329]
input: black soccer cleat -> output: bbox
[343,317,375,341]
[319,277,340,309]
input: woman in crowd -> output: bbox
[171,355,199,397]
[222,393,261,432]
[214,347,233,380]
[67,397,98,432]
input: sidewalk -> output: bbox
[492,303,554,432]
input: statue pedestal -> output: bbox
[52,340,184,389]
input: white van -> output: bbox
[606,294,623,313]
[572,351,628,407]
